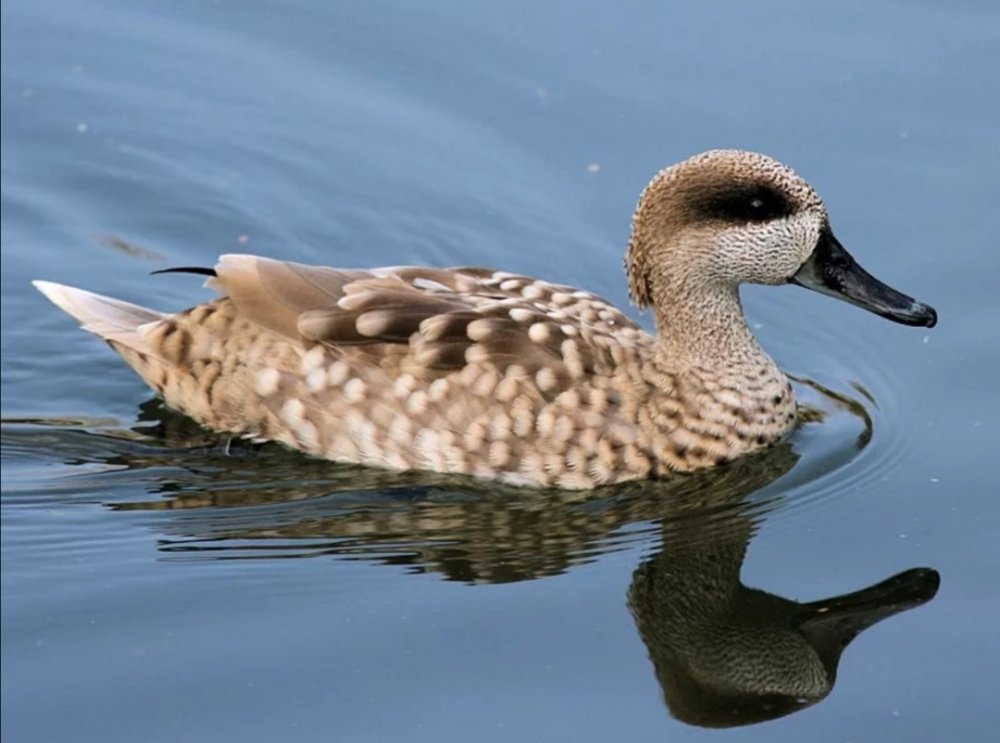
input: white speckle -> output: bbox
[563,359,584,380]
[554,415,574,441]
[343,378,366,402]
[255,368,281,396]
[467,318,499,341]
[306,368,327,392]
[560,339,580,359]
[428,378,450,402]
[388,416,414,446]
[76,122,88,133]
[280,398,305,425]
[301,345,326,374]
[513,406,535,437]
[715,389,743,408]
[383,447,410,471]
[463,420,487,450]
[412,277,451,292]
[500,279,522,292]
[560,323,579,337]
[508,308,535,323]
[489,412,512,439]
[393,373,417,399]
[536,409,556,437]
[506,364,528,379]
[496,376,520,402]
[472,372,497,397]
[464,345,491,365]
[440,431,467,472]
[528,322,551,344]
[413,428,443,468]
[353,418,381,462]
[406,390,429,416]
[326,433,359,462]
[586,163,600,173]
[521,284,546,300]
[295,420,319,450]
[488,440,511,468]
[327,360,350,386]
[536,367,558,391]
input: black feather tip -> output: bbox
[151,266,218,277]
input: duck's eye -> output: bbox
[744,193,783,221]
[700,184,790,223]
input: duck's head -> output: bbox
[626,149,937,328]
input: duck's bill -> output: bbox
[797,567,940,640]
[791,228,937,328]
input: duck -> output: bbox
[34,150,936,489]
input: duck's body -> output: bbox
[35,150,935,489]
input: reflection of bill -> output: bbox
[94,396,939,727]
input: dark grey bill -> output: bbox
[790,226,937,328]
[795,567,940,674]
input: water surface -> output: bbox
[3,1,998,741]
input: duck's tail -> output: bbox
[32,280,162,352]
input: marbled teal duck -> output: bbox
[34,150,936,488]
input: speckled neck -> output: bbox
[651,281,772,376]
[643,280,798,461]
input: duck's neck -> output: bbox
[651,282,775,378]
[642,281,798,457]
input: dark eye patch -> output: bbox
[694,182,793,224]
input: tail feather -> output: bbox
[33,280,163,350]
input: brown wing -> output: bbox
[211,254,644,386]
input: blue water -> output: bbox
[3,1,998,741]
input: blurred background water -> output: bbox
[2,1,998,741]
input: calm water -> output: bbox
[2,1,998,741]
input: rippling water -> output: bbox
[3,1,997,741]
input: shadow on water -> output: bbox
[2,393,939,728]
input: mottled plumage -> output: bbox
[34,150,936,489]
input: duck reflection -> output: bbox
[76,398,939,726]
[629,515,938,726]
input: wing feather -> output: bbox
[209,254,644,390]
